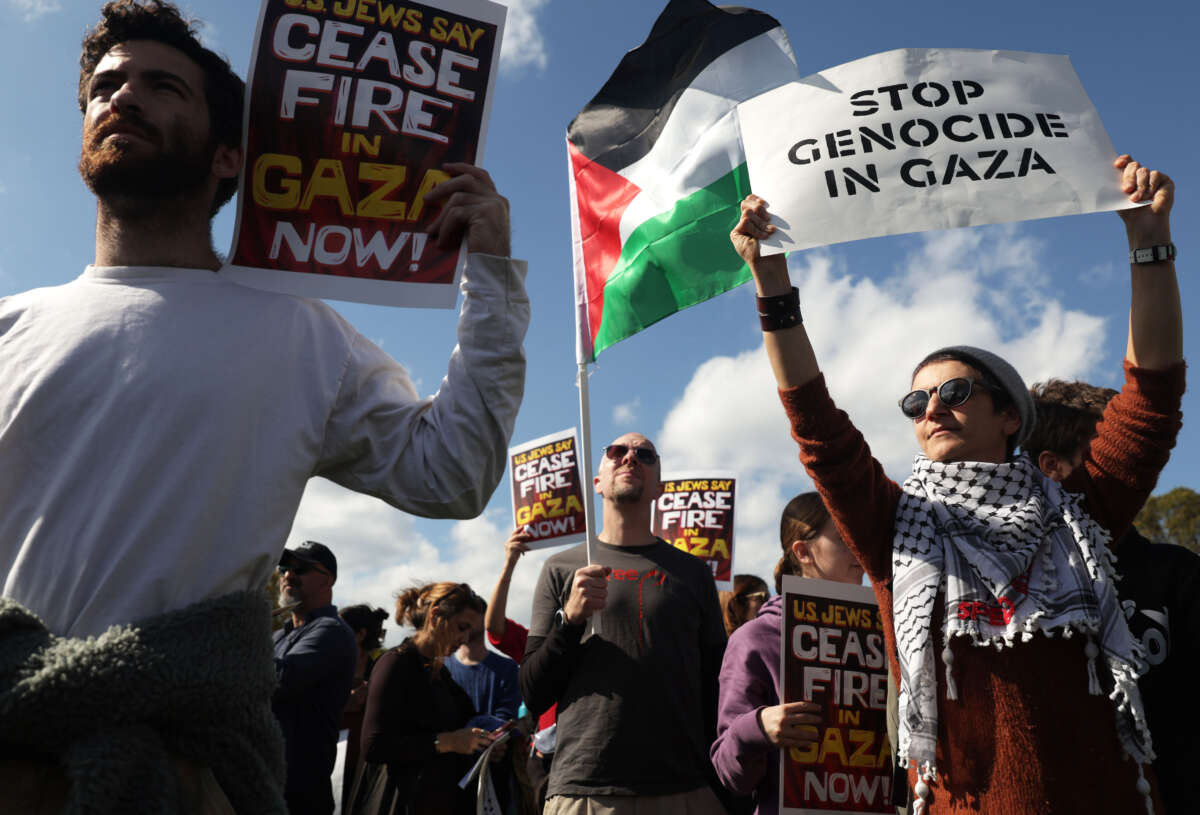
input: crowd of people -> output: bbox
[0,2,1192,815]
[278,497,866,815]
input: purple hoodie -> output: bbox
[710,595,783,815]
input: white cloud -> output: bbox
[657,225,1109,590]
[612,397,640,425]
[496,0,549,75]
[290,478,556,632]
[8,0,61,22]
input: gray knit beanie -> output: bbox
[916,345,1036,453]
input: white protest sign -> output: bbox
[508,428,587,550]
[227,0,507,307]
[738,49,1136,255]
[651,471,737,592]
[779,575,890,814]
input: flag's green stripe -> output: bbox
[593,163,752,357]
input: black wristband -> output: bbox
[1129,243,1176,264]
[756,287,802,331]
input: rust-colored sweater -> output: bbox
[779,361,1185,815]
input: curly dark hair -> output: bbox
[78,0,244,215]
[1024,379,1117,465]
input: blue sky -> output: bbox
[1,0,1196,627]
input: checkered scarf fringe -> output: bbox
[892,454,1155,813]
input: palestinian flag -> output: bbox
[569,0,799,362]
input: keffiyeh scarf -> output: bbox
[892,454,1153,812]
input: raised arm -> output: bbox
[731,197,901,580]
[731,195,820,389]
[1117,155,1181,370]
[317,164,529,520]
[1070,157,1185,535]
[485,527,532,641]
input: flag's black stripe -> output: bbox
[567,0,780,174]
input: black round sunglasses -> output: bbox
[898,377,995,420]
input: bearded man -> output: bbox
[0,1,528,811]
[520,433,729,815]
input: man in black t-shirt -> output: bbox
[518,433,727,815]
[1026,380,1200,813]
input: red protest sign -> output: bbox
[228,0,505,306]
[651,472,736,591]
[780,576,893,815]
[509,429,587,550]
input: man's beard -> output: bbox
[610,481,644,504]
[79,114,213,210]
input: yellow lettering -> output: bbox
[565,494,583,515]
[709,538,730,559]
[356,162,407,219]
[354,0,376,24]
[299,158,354,215]
[407,169,449,220]
[252,153,302,210]
[377,1,407,28]
[789,726,820,763]
[444,21,470,49]
[847,729,876,768]
[430,15,448,41]
[817,727,849,766]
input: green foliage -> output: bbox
[1134,486,1200,554]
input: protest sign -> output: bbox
[509,429,587,550]
[227,0,506,306]
[651,472,736,591]
[779,575,891,815]
[738,49,1135,255]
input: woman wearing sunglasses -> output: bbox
[720,574,772,637]
[727,155,1183,815]
[712,493,864,815]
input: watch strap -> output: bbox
[1129,243,1176,264]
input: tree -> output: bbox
[1134,486,1200,554]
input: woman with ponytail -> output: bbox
[351,582,495,815]
[710,493,864,814]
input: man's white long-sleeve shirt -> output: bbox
[0,254,528,636]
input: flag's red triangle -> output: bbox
[568,140,642,351]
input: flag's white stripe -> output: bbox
[616,28,798,245]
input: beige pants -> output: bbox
[543,786,726,815]
[0,756,235,815]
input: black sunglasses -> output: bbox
[899,377,994,420]
[278,561,331,577]
[603,443,659,466]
